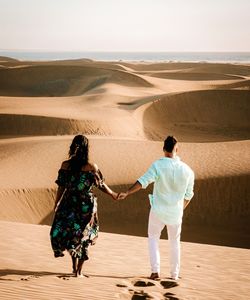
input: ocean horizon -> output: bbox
[0,50,250,63]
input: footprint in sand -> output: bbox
[117,279,157,299]
[160,281,179,289]
[21,275,41,281]
[30,275,40,279]
[117,284,129,288]
[133,280,155,287]
[117,278,179,300]
[116,279,155,290]
[116,280,155,300]
[57,273,89,280]
[20,278,29,281]
[57,274,72,280]
[163,292,180,300]
[131,290,154,300]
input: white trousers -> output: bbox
[148,209,182,278]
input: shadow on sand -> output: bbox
[0,269,69,281]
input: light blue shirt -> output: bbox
[138,156,194,225]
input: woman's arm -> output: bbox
[98,182,118,200]
[54,186,65,211]
[93,163,118,200]
[54,161,69,211]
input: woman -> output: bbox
[50,135,118,277]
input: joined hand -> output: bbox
[117,192,128,200]
[111,192,119,200]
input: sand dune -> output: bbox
[0,56,19,63]
[141,71,243,81]
[217,79,250,90]
[0,64,152,97]
[0,114,135,137]
[141,90,250,142]
[189,63,250,77]
[0,58,249,299]
[117,61,250,75]
[118,62,201,71]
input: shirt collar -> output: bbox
[161,155,180,161]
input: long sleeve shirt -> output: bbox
[138,156,194,225]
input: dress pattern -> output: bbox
[50,168,103,260]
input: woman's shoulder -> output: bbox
[81,162,99,172]
[60,160,71,170]
[59,161,99,173]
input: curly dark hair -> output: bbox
[68,135,89,172]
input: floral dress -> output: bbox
[50,168,103,260]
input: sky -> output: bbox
[0,0,249,52]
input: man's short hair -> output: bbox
[163,136,178,153]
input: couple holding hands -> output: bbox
[50,135,194,280]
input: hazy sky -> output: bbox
[0,0,249,52]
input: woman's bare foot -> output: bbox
[71,256,78,275]
[73,258,85,277]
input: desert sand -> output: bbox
[0,57,249,299]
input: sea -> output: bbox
[0,51,250,63]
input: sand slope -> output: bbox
[0,221,249,300]
[0,136,249,248]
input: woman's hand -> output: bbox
[111,191,119,200]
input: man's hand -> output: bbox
[118,192,128,200]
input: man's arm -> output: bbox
[118,163,157,200]
[183,170,195,210]
[183,199,190,210]
[118,181,142,199]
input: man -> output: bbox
[118,136,194,280]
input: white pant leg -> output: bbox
[166,222,182,279]
[148,209,165,274]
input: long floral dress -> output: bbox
[50,168,103,260]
